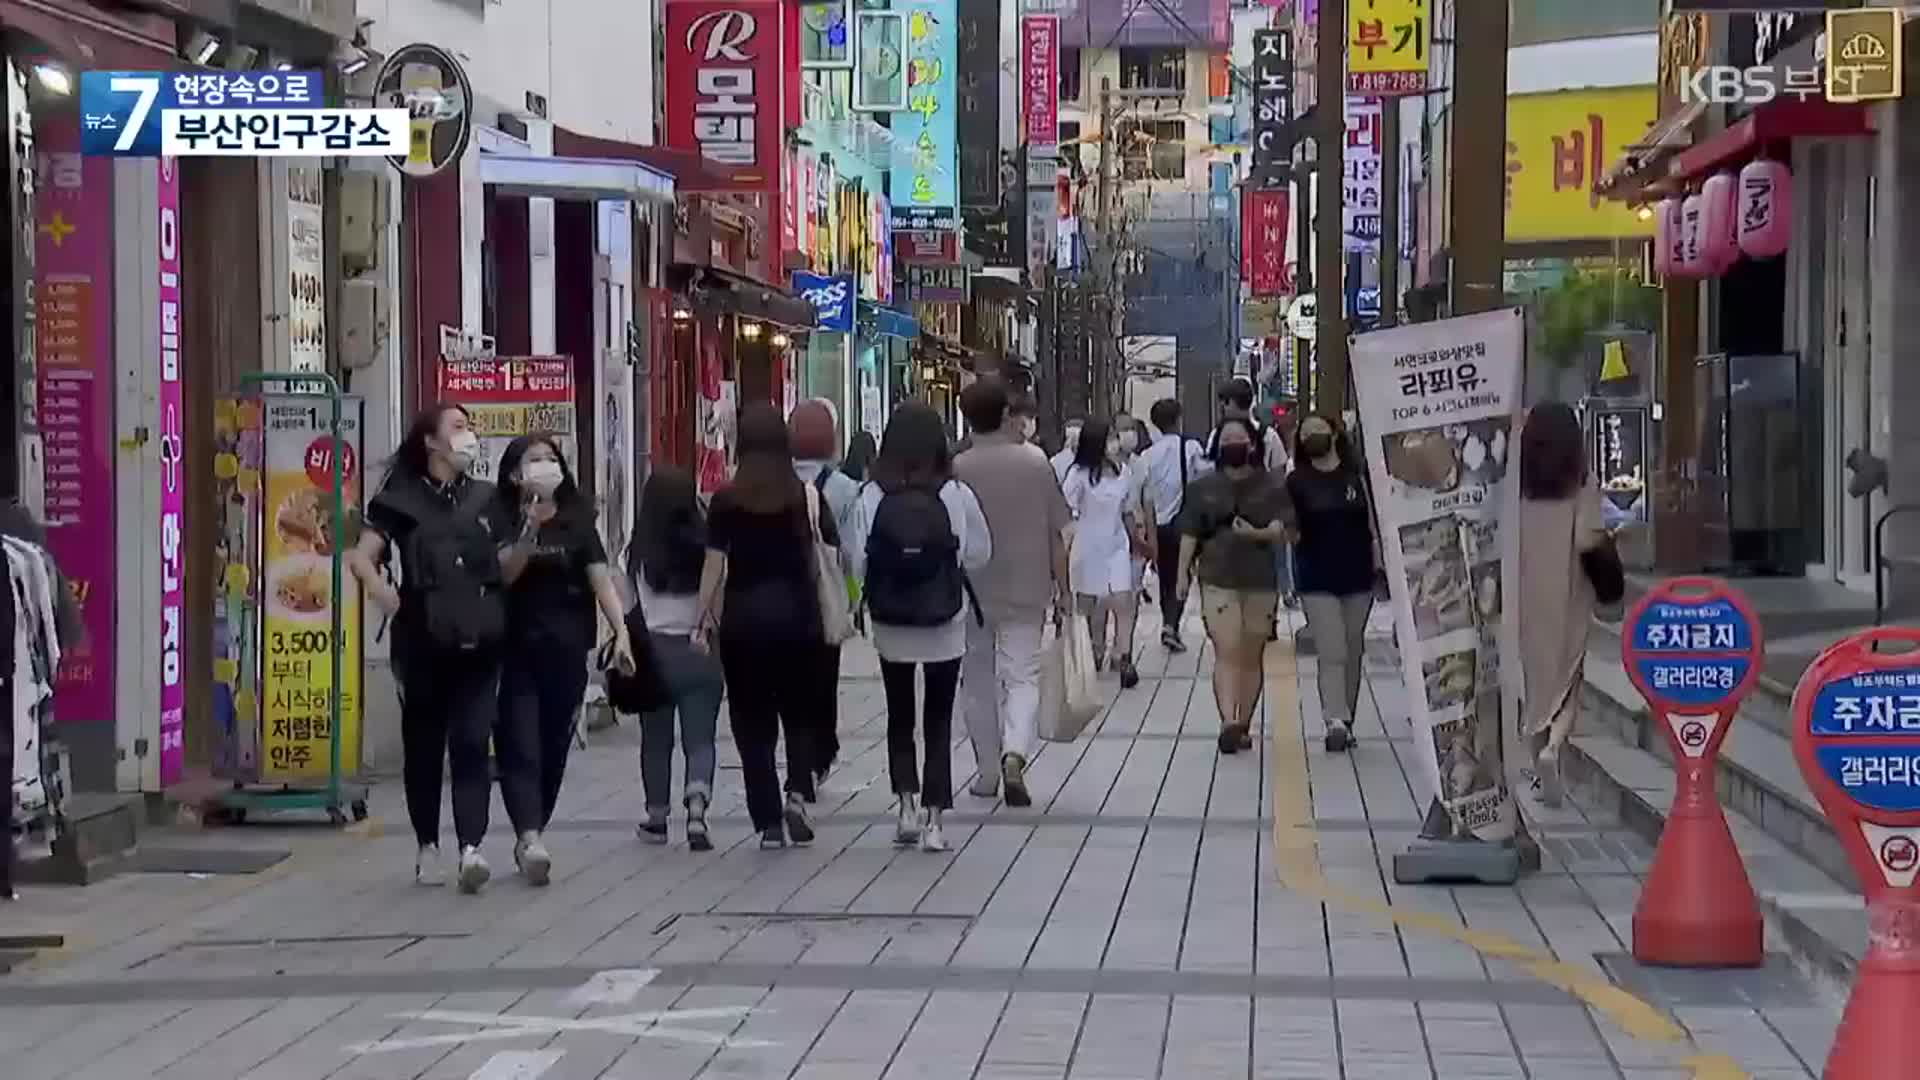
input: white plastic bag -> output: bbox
[1040,615,1103,742]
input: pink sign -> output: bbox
[1737,159,1791,259]
[34,117,116,725]
[1021,16,1059,149]
[158,156,185,786]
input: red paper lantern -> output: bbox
[1737,159,1792,259]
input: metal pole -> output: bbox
[1095,77,1115,417]
[1379,101,1400,329]
[1314,0,1347,413]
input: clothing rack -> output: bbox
[4,535,69,897]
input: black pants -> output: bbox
[720,639,819,832]
[879,657,959,810]
[1155,522,1186,627]
[397,644,499,850]
[808,644,843,774]
[496,639,590,834]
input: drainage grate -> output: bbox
[1595,952,1820,1009]
[129,933,459,976]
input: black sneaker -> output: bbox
[759,825,786,849]
[1003,754,1032,808]
[1161,628,1187,654]
[784,794,816,846]
[1218,726,1244,754]
[1325,724,1352,753]
[636,820,669,845]
[1117,657,1140,689]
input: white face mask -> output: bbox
[446,431,481,473]
[519,459,564,496]
[1106,438,1122,461]
[1118,430,1139,453]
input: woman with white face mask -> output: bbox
[491,434,633,884]
[348,402,510,893]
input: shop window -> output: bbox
[1059,47,1083,102]
[1118,47,1184,94]
[1118,119,1186,181]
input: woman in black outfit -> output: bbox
[693,402,839,848]
[1285,415,1378,753]
[348,403,505,894]
[493,434,633,885]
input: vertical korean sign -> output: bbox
[1240,188,1290,297]
[158,156,185,786]
[1250,29,1294,184]
[1344,98,1383,253]
[35,119,115,724]
[1021,13,1059,284]
[260,397,363,781]
[890,0,959,230]
[287,164,326,372]
[1348,0,1431,96]
[1352,309,1525,843]
[664,0,783,191]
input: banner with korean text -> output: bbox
[1348,0,1431,96]
[158,156,186,787]
[1241,188,1290,298]
[1352,309,1525,843]
[1344,98,1383,253]
[890,0,959,229]
[664,0,783,192]
[435,355,578,484]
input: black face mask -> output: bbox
[1300,435,1334,459]
[1217,444,1253,468]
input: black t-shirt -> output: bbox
[498,503,609,651]
[706,487,841,645]
[365,473,506,646]
[1287,463,1375,596]
[1178,470,1294,590]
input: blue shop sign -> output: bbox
[1814,744,1920,813]
[1629,599,1755,654]
[1807,669,1920,737]
[868,304,919,340]
[794,272,855,333]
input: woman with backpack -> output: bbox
[347,403,507,893]
[491,435,633,884]
[1063,417,1148,689]
[855,402,991,853]
[790,399,865,790]
[693,401,838,848]
[629,466,721,851]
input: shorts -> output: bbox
[1200,584,1279,642]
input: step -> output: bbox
[11,792,143,886]
[1567,647,1865,986]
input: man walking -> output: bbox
[1140,398,1209,652]
[955,378,1071,806]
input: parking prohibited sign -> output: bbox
[1790,627,1920,1079]
[1621,577,1764,968]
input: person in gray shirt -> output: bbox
[953,378,1071,807]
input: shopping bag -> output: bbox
[1040,616,1102,742]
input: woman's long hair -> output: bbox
[869,402,952,494]
[842,430,878,483]
[631,465,706,594]
[384,402,470,490]
[1519,402,1586,502]
[1073,416,1120,482]
[726,400,806,518]
[494,433,585,530]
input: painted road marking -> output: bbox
[469,1050,563,1080]
[346,1005,771,1054]
[1261,633,1751,1080]
[564,968,658,1006]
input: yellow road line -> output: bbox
[1263,638,1749,1080]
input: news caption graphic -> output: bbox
[1621,577,1765,968]
[1792,627,1920,1079]
[79,71,407,158]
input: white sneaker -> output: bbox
[920,808,948,853]
[968,774,1000,798]
[515,831,552,886]
[414,844,444,887]
[895,792,921,846]
[1535,747,1564,809]
[457,845,491,894]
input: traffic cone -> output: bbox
[1632,770,1763,967]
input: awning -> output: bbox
[478,153,675,205]
[552,127,750,194]
[1,0,177,69]
[1596,102,1703,202]
[682,264,815,330]
[862,302,919,341]
[1667,99,1874,182]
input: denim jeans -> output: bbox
[638,632,723,814]
[496,639,590,834]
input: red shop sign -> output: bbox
[664,0,782,193]
[1021,16,1059,148]
[436,355,574,404]
[1241,188,1290,299]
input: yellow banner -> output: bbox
[260,396,362,782]
[1505,86,1657,243]
[1348,0,1431,95]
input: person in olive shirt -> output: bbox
[1175,417,1295,754]
[493,434,633,886]
[1284,415,1379,753]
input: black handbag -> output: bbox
[1580,531,1626,606]
[602,599,671,715]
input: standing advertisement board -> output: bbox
[434,355,577,483]
[1352,309,1525,842]
[157,155,186,787]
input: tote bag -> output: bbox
[805,485,855,646]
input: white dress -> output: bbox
[1063,464,1135,598]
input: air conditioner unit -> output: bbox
[339,171,388,274]
[338,277,388,370]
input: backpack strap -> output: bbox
[814,466,832,496]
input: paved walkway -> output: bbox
[0,609,1841,1079]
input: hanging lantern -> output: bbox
[1653,198,1680,277]
[1737,158,1792,259]
[1699,172,1739,275]
[1677,193,1706,277]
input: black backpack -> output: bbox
[388,480,508,655]
[864,483,979,628]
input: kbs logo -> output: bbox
[1677,65,1825,106]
